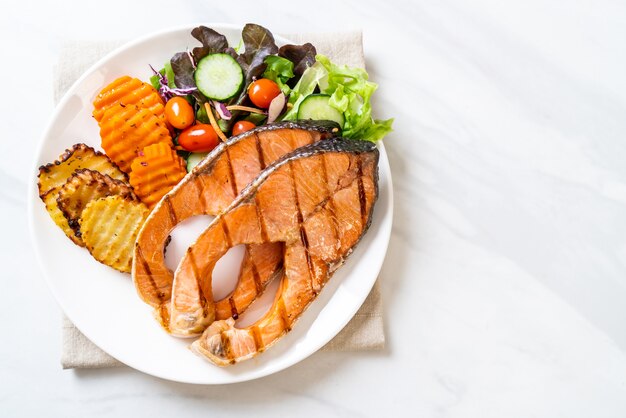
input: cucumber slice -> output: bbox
[194,53,244,101]
[186,152,209,172]
[297,94,345,127]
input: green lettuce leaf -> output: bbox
[149,62,178,91]
[281,54,393,141]
[149,73,160,90]
[163,61,176,88]
[262,55,295,94]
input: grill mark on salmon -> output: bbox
[134,244,164,302]
[164,195,178,225]
[194,178,206,212]
[277,297,291,332]
[356,159,367,227]
[131,121,340,335]
[320,153,340,262]
[196,173,210,211]
[288,161,315,295]
[254,133,266,170]
[250,259,263,295]
[254,195,269,242]
[299,227,315,295]
[187,249,208,315]
[223,147,238,198]
[220,219,232,248]
[180,138,379,365]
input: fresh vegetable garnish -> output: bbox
[276,43,317,77]
[282,55,393,142]
[178,123,220,152]
[149,65,197,101]
[186,152,209,172]
[40,24,393,284]
[297,94,344,127]
[248,78,281,109]
[194,53,244,101]
[262,56,295,95]
[165,97,195,129]
[267,93,286,123]
[232,120,256,136]
[213,101,232,120]
[147,23,392,169]
[203,103,228,142]
[226,105,266,114]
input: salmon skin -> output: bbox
[132,120,340,335]
[168,138,379,364]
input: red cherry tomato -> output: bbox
[178,124,219,152]
[247,79,281,109]
[232,120,256,136]
[165,97,195,129]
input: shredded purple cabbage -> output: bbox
[150,65,197,101]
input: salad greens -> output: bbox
[262,56,295,94]
[151,24,393,142]
[281,55,393,142]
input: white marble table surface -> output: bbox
[3,0,626,416]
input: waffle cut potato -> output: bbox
[80,195,149,273]
[38,144,128,246]
[57,169,138,242]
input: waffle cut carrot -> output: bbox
[92,76,166,123]
[129,143,187,209]
[99,103,173,173]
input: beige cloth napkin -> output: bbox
[57,31,385,369]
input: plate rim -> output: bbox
[28,23,394,384]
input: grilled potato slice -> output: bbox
[80,195,149,273]
[37,144,128,246]
[57,169,138,240]
[42,191,83,246]
[37,143,127,198]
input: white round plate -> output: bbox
[28,24,393,384]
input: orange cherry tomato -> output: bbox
[178,124,219,152]
[247,79,281,109]
[232,120,256,136]
[165,97,195,129]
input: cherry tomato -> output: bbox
[247,79,281,109]
[165,97,195,129]
[232,120,256,136]
[178,124,219,152]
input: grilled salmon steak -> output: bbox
[167,138,379,364]
[132,121,339,334]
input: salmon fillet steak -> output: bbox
[168,138,379,364]
[132,121,339,335]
